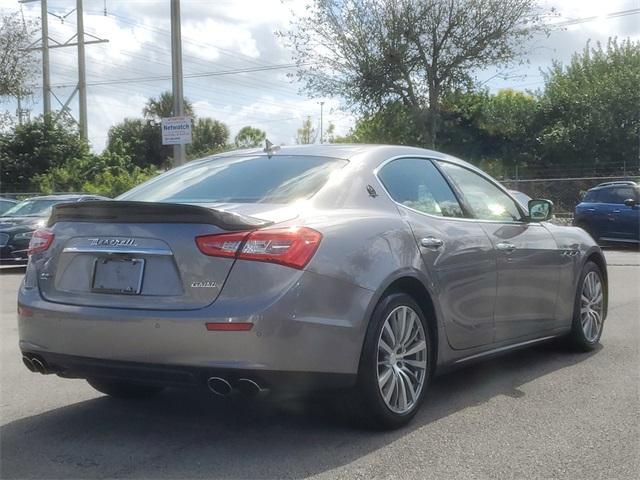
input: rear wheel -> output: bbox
[348,292,432,430]
[568,262,605,351]
[87,378,164,399]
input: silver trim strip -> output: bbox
[453,335,559,364]
[62,246,172,256]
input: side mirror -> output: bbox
[528,199,553,222]
[623,198,637,207]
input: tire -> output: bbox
[347,292,433,430]
[567,261,605,351]
[87,378,164,399]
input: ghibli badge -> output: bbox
[191,281,218,288]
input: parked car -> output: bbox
[0,197,18,216]
[574,181,640,245]
[19,145,607,429]
[1,194,108,265]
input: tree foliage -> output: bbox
[536,38,640,175]
[107,118,169,168]
[234,126,266,148]
[283,0,549,146]
[0,12,38,98]
[0,116,91,191]
[189,118,230,157]
[143,91,194,120]
[34,139,157,197]
[296,116,317,144]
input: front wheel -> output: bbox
[568,261,605,351]
[349,293,433,430]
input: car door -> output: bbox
[376,157,496,349]
[437,161,561,342]
[607,186,640,241]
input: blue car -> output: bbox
[574,181,640,245]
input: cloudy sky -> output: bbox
[1,0,638,151]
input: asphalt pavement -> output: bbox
[0,250,638,479]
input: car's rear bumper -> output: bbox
[20,350,357,393]
[18,268,374,377]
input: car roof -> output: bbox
[200,143,469,169]
[590,181,638,190]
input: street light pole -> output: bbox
[170,0,186,167]
[41,0,50,116]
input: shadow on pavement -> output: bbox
[0,341,600,479]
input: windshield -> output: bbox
[119,155,347,204]
[0,199,64,217]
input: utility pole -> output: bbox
[20,0,107,137]
[171,0,186,166]
[76,0,87,140]
[319,101,324,144]
[40,0,50,115]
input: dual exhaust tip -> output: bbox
[22,355,48,374]
[207,377,267,397]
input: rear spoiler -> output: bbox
[47,201,272,231]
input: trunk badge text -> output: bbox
[191,281,218,288]
[89,238,137,247]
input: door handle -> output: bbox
[612,210,621,213]
[587,208,596,211]
[420,237,444,249]
[496,242,516,253]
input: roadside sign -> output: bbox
[161,116,192,145]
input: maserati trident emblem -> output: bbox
[89,238,137,247]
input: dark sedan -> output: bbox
[1,195,107,265]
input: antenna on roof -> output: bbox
[263,139,281,157]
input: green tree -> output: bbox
[35,139,157,197]
[189,118,230,157]
[106,118,170,168]
[234,126,266,148]
[283,0,549,147]
[0,12,37,98]
[536,38,640,176]
[296,116,316,144]
[0,115,91,192]
[143,91,194,120]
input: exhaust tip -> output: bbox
[236,378,266,397]
[207,377,232,397]
[31,357,47,374]
[22,355,36,372]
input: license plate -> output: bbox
[92,257,145,295]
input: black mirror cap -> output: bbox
[623,198,637,207]
[528,199,553,222]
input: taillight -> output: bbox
[196,227,322,269]
[27,229,54,255]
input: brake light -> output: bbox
[196,227,322,269]
[27,229,54,255]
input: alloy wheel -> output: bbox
[376,305,428,414]
[580,271,604,343]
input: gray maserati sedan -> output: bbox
[18,144,607,429]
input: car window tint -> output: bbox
[613,187,636,203]
[119,155,347,204]
[377,158,464,218]
[583,190,600,203]
[438,161,523,221]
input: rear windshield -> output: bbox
[119,155,347,204]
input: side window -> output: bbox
[583,190,600,203]
[377,158,464,218]
[598,187,634,204]
[438,161,523,222]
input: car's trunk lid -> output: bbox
[37,201,287,310]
